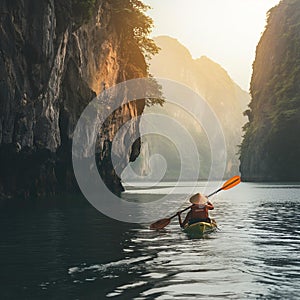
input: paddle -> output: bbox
[149,175,241,230]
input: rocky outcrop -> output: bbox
[0,0,147,200]
[240,0,300,181]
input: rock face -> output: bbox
[0,0,147,200]
[240,0,300,181]
[134,36,249,180]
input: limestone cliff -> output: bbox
[240,0,300,181]
[0,0,150,200]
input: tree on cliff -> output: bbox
[111,0,159,59]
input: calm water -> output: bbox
[0,182,300,299]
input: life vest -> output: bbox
[190,204,209,220]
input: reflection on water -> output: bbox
[0,183,300,299]
[248,202,300,299]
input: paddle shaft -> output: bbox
[169,205,192,219]
[207,188,222,198]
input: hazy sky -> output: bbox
[143,0,281,90]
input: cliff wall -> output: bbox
[0,0,148,199]
[240,0,300,181]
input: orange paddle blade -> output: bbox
[150,218,171,230]
[222,175,241,190]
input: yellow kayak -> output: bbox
[183,220,217,237]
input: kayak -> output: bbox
[183,220,217,237]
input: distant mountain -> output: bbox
[240,0,300,181]
[125,36,250,181]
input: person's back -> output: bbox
[189,202,213,223]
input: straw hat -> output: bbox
[189,193,208,205]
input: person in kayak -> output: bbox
[177,193,214,228]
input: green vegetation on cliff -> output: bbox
[110,0,163,106]
[111,0,159,59]
[240,0,300,181]
[59,0,159,59]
